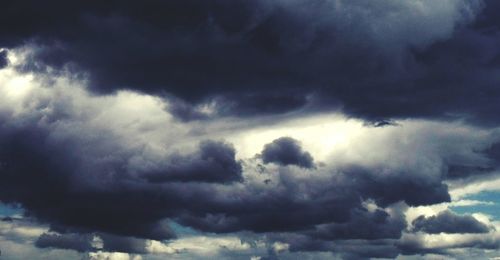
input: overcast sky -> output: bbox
[1,0,500,259]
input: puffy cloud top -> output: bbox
[261,137,314,168]
[412,210,491,234]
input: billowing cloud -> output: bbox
[306,207,406,240]
[0,57,481,243]
[260,137,314,168]
[2,1,500,259]
[2,0,498,125]
[412,210,491,234]
[36,233,96,252]
[138,140,243,183]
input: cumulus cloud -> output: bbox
[35,233,96,252]
[2,5,500,255]
[34,232,152,254]
[2,55,491,245]
[412,210,491,234]
[260,137,314,168]
[138,140,243,183]
[306,207,406,240]
[398,231,500,255]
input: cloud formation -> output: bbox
[139,140,243,183]
[412,210,491,234]
[0,59,472,241]
[261,137,314,168]
[2,1,500,259]
[2,0,498,125]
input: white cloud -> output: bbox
[0,219,47,242]
[86,252,142,260]
[153,235,254,256]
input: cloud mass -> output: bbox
[1,1,500,259]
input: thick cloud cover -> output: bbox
[35,233,96,253]
[139,140,243,183]
[2,1,500,259]
[0,59,474,244]
[412,210,490,234]
[35,232,150,254]
[261,137,314,168]
[1,70,499,258]
[4,0,500,125]
[2,63,500,257]
[306,207,406,240]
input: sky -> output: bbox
[1,0,500,259]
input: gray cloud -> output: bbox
[412,210,491,234]
[139,140,243,183]
[0,50,7,69]
[261,137,314,168]
[35,232,150,254]
[2,0,496,125]
[2,12,500,256]
[307,207,406,240]
[35,233,95,253]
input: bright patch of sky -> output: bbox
[0,203,23,218]
[168,221,199,236]
[450,191,500,220]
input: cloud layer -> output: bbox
[1,1,500,259]
[3,0,500,125]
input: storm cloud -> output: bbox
[3,0,500,125]
[35,233,96,253]
[261,137,314,168]
[0,65,467,243]
[2,0,500,259]
[139,140,243,183]
[412,210,491,234]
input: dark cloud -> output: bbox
[368,178,450,207]
[443,140,500,180]
[0,53,491,260]
[98,233,149,254]
[445,165,494,179]
[214,94,308,117]
[175,164,450,234]
[343,166,451,207]
[0,116,452,243]
[140,140,243,183]
[273,233,401,260]
[484,141,500,163]
[308,208,406,240]
[0,100,463,260]
[35,233,95,253]
[4,0,500,125]
[0,123,173,240]
[2,1,500,258]
[412,210,490,234]
[0,50,7,69]
[261,137,314,168]
[173,188,357,234]
[35,232,149,254]
[1,217,13,222]
[366,120,399,128]
[166,97,211,122]
[396,240,447,257]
